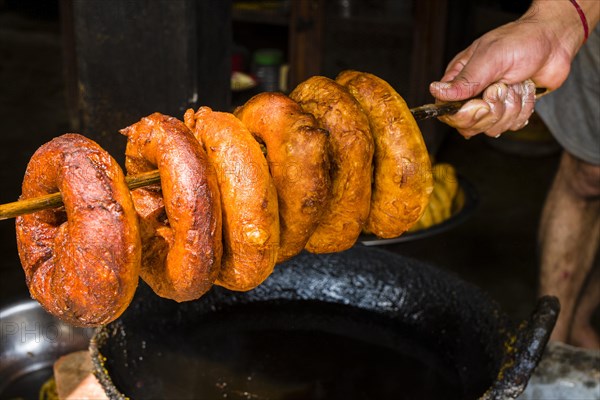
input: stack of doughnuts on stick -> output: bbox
[14,71,433,327]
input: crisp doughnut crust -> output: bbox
[337,70,433,238]
[234,92,330,262]
[15,134,141,327]
[122,113,222,302]
[184,107,279,291]
[290,76,374,253]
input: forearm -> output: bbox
[525,0,600,59]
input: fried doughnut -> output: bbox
[15,134,140,327]
[337,70,433,238]
[184,107,279,291]
[234,92,330,262]
[121,113,222,302]
[290,76,374,253]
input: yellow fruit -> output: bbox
[409,163,459,231]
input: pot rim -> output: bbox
[89,249,559,400]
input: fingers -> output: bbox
[481,81,535,137]
[509,79,536,131]
[438,99,493,138]
[438,81,535,138]
[481,83,514,137]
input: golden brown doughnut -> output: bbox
[15,134,141,327]
[337,70,433,238]
[184,107,279,291]
[290,76,374,253]
[121,112,222,302]
[234,92,330,262]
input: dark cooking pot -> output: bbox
[91,247,558,400]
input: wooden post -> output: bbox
[289,0,325,89]
[61,0,232,165]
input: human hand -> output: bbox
[430,1,587,138]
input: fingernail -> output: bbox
[474,107,490,120]
[494,133,501,138]
[496,85,504,99]
[431,81,453,90]
[430,82,454,97]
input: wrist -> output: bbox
[576,0,600,29]
[523,0,595,59]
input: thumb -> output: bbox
[430,55,502,102]
[430,73,488,102]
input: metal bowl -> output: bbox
[0,300,95,400]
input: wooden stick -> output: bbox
[0,170,160,221]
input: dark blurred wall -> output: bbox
[0,0,66,303]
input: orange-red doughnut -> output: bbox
[122,113,222,302]
[184,107,279,291]
[290,76,374,252]
[15,134,141,327]
[234,92,330,262]
[337,70,433,237]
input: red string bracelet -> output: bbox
[569,0,589,43]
